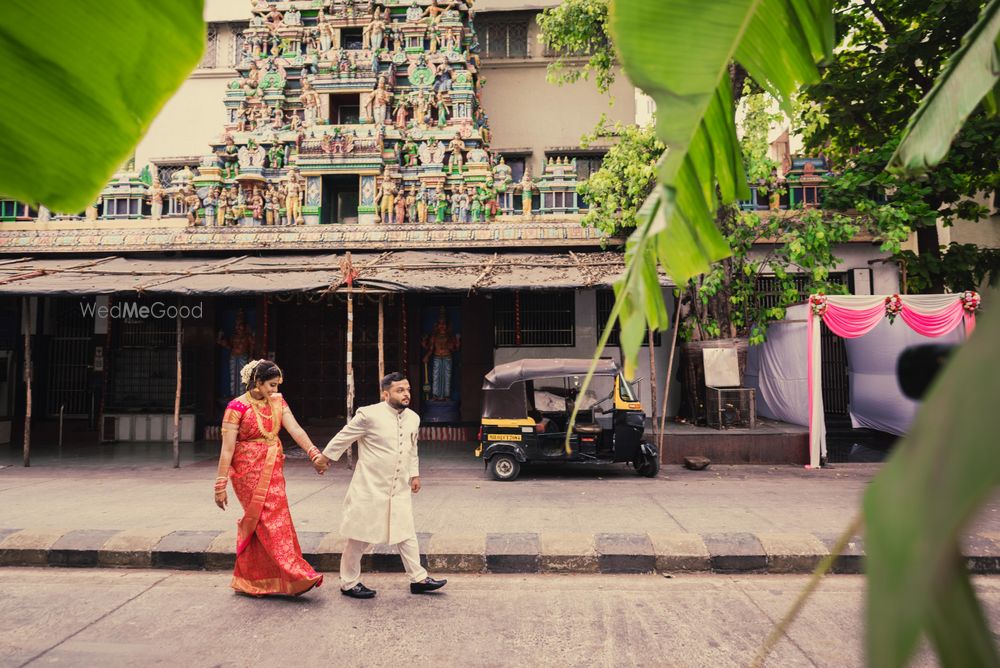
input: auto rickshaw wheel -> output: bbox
[489,454,521,481]
[635,452,660,478]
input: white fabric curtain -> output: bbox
[844,316,964,435]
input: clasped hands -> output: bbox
[312,453,331,475]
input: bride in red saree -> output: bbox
[213,359,328,596]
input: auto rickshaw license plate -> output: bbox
[489,433,522,441]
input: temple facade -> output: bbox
[0,0,922,458]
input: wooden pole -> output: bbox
[647,326,657,429]
[22,297,31,468]
[346,283,355,467]
[173,313,182,469]
[378,295,385,381]
[657,296,683,463]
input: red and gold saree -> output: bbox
[222,393,323,596]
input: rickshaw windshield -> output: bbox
[618,374,639,402]
[482,382,528,419]
[533,375,615,411]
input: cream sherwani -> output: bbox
[324,401,421,544]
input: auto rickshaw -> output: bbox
[476,358,659,481]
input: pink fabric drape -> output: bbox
[898,300,970,337]
[807,294,975,468]
[821,303,885,338]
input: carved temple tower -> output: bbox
[186,0,508,228]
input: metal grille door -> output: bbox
[46,299,94,417]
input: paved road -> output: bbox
[4,568,992,667]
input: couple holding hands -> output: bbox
[214,360,446,599]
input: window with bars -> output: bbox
[480,20,529,59]
[231,24,249,67]
[108,308,196,410]
[542,33,611,58]
[596,290,660,347]
[753,272,847,309]
[575,155,604,181]
[0,200,32,221]
[199,24,219,68]
[494,291,575,347]
[155,162,198,187]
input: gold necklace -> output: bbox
[244,392,280,442]
[245,391,268,406]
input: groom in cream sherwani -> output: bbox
[318,372,447,599]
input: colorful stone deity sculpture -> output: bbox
[183,184,203,226]
[447,133,465,174]
[264,183,278,225]
[299,79,321,127]
[149,176,164,220]
[416,185,429,223]
[469,190,483,222]
[376,175,397,224]
[203,187,218,226]
[517,172,535,216]
[218,309,256,396]
[394,189,408,224]
[368,77,391,125]
[285,167,305,225]
[251,187,265,224]
[422,309,460,401]
[406,188,419,223]
[434,187,448,222]
[217,187,230,225]
[219,135,239,179]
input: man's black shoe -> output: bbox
[410,577,447,594]
[341,583,377,599]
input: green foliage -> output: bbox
[576,120,664,236]
[680,88,855,344]
[680,208,855,344]
[536,0,616,94]
[738,88,782,182]
[897,242,1000,293]
[800,0,1000,293]
[889,0,1000,172]
[605,0,834,377]
[0,0,205,212]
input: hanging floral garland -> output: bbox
[884,294,902,324]
[960,290,981,313]
[809,294,828,317]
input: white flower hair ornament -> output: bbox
[240,359,263,388]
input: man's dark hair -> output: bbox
[381,371,408,391]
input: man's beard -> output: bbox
[387,397,408,410]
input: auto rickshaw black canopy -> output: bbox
[482,358,620,391]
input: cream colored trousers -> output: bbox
[340,537,428,590]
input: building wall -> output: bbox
[941,205,1000,250]
[134,18,242,167]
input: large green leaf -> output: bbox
[0,1,204,212]
[864,292,1000,667]
[606,0,833,378]
[888,0,1000,174]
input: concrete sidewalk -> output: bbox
[2,443,1000,574]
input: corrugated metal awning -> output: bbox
[0,251,672,295]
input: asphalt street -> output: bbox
[2,568,989,667]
